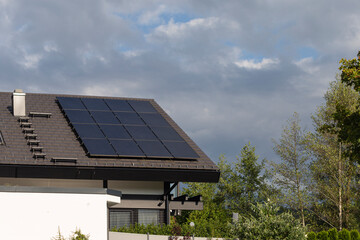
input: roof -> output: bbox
[0,92,219,182]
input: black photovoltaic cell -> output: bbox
[110,139,145,157]
[82,138,116,156]
[57,97,86,110]
[65,110,95,124]
[128,100,157,113]
[162,141,199,159]
[151,126,183,141]
[125,126,157,140]
[72,124,105,138]
[57,97,200,159]
[99,125,131,139]
[91,111,120,124]
[105,99,134,112]
[139,113,170,126]
[137,140,172,158]
[115,112,144,125]
[82,98,110,111]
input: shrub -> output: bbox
[339,229,351,240]
[328,228,338,240]
[350,230,360,240]
[317,230,329,240]
[307,232,316,240]
[230,201,306,240]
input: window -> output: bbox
[109,209,164,229]
[109,210,132,229]
[138,209,160,226]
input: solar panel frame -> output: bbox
[128,100,157,113]
[139,113,170,126]
[72,124,105,139]
[105,99,134,112]
[115,112,145,125]
[82,138,117,156]
[57,97,86,110]
[90,111,120,124]
[82,98,110,111]
[150,126,184,141]
[125,125,158,140]
[137,140,173,158]
[64,110,95,124]
[110,139,145,157]
[99,124,132,139]
[162,141,199,159]
[57,97,200,160]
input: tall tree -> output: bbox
[309,79,359,230]
[329,51,360,162]
[269,112,310,227]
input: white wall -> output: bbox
[0,190,120,240]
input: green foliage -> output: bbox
[328,51,360,162]
[230,200,306,240]
[307,232,317,240]
[350,230,360,240]
[269,112,310,227]
[339,229,351,240]
[113,223,172,235]
[52,228,89,240]
[70,229,90,240]
[328,228,338,240]
[317,230,329,240]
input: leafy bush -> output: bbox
[350,230,360,240]
[113,223,172,235]
[230,201,306,240]
[52,228,89,240]
[328,228,338,240]
[307,232,316,240]
[339,229,351,240]
[317,230,329,240]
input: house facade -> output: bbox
[0,90,219,240]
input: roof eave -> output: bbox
[0,164,220,183]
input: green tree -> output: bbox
[309,79,359,230]
[328,51,360,162]
[228,143,267,215]
[269,112,310,227]
[230,200,306,240]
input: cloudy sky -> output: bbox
[1,0,360,163]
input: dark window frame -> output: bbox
[109,208,165,229]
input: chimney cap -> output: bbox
[14,89,24,93]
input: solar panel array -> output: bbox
[57,97,199,159]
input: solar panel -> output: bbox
[115,112,145,125]
[73,124,105,139]
[137,140,172,158]
[162,141,199,159]
[65,110,95,124]
[151,126,183,141]
[128,100,157,113]
[139,113,170,126]
[57,97,200,160]
[57,97,86,110]
[110,139,145,157]
[82,138,116,156]
[82,98,110,111]
[99,125,131,139]
[125,126,157,140]
[91,111,120,124]
[105,99,134,112]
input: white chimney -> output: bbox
[12,89,26,117]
